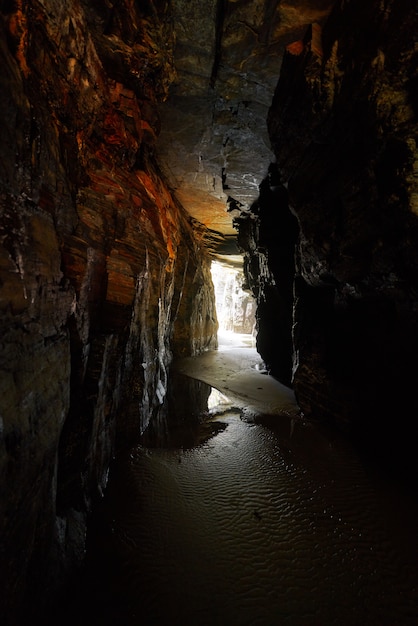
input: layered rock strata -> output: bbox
[0,2,217,623]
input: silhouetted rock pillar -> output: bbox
[238,163,299,386]
[266,0,418,477]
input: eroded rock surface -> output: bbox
[0,2,217,623]
[156,0,336,248]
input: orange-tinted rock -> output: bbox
[286,40,305,55]
[0,3,216,624]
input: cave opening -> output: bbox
[210,258,256,340]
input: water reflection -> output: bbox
[139,373,231,449]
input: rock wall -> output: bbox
[237,163,299,386]
[0,2,217,623]
[243,0,418,472]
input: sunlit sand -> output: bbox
[173,329,298,419]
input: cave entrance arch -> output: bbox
[210,259,256,343]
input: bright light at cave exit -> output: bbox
[208,261,256,410]
[210,260,256,335]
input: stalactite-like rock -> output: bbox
[0,2,217,623]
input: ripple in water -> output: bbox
[80,381,418,626]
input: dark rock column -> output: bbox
[266,0,418,472]
[237,163,298,386]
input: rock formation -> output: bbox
[0,2,217,623]
[1,0,418,624]
[157,0,336,247]
[240,0,418,471]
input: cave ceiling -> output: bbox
[156,0,335,260]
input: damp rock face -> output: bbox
[242,0,418,465]
[0,2,217,623]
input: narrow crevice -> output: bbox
[259,0,281,45]
[210,0,227,89]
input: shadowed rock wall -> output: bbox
[243,0,418,472]
[237,163,299,386]
[0,2,217,623]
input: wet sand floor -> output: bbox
[70,332,418,626]
[173,330,298,420]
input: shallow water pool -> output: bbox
[77,396,418,626]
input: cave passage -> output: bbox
[52,340,418,626]
[2,2,418,625]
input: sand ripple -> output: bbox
[92,412,418,625]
